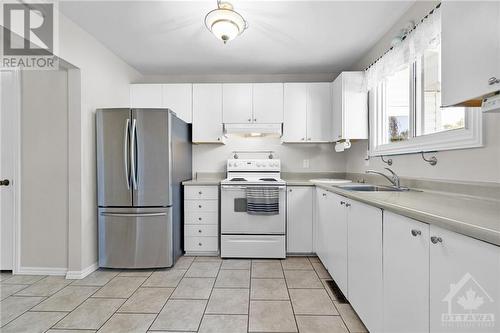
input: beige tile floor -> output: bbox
[0,256,368,333]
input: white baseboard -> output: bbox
[65,262,98,280]
[17,266,67,276]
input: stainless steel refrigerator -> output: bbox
[96,108,191,268]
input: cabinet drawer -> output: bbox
[185,186,219,200]
[185,212,218,225]
[185,200,218,212]
[185,236,218,252]
[185,225,219,237]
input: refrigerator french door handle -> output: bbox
[124,118,130,190]
[130,118,138,190]
[100,212,167,217]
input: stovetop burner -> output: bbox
[259,178,277,181]
[230,178,247,181]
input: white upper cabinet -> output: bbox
[307,82,332,142]
[283,83,308,142]
[383,212,430,333]
[130,84,162,108]
[442,1,500,106]
[162,84,192,123]
[331,72,368,141]
[253,83,284,123]
[222,83,253,123]
[192,84,224,143]
[429,225,500,333]
[130,84,192,123]
[283,82,332,142]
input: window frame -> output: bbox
[369,60,482,157]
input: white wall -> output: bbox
[20,70,68,270]
[57,14,141,273]
[346,1,500,184]
[193,137,346,175]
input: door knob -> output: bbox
[0,179,9,186]
[488,77,500,85]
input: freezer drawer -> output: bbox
[98,207,172,268]
[221,235,285,258]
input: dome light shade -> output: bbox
[205,1,247,44]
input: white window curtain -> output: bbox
[365,7,441,90]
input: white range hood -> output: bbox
[224,123,282,136]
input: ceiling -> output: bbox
[60,1,414,76]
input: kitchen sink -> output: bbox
[337,184,409,192]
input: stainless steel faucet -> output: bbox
[366,168,401,188]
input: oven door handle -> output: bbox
[221,185,286,190]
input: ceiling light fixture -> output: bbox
[205,0,248,44]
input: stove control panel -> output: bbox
[227,159,281,172]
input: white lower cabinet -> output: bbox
[348,199,383,333]
[383,212,430,333]
[429,225,500,333]
[184,185,219,255]
[315,188,333,267]
[286,186,313,254]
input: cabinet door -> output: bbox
[315,188,330,264]
[307,82,332,142]
[162,84,192,123]
[326,192,348,296]
[331,76,343,141]
[430,225,500,333]
[283,83,307,142]
[286,186,313,253]
[383,212,429,333]
[348,200,383,333]
[130,84,162,108]
[192,84,224,143]
[253,83,284,123]
[442,1,500,106]
[222,83,253,123]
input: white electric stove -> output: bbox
[220,159,286,258]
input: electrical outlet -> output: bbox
[303,159,310,168]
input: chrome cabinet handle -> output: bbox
[198,217,202,221]
[199,191,202,195]
[101,212,167,217]
[301,138,305,141]
[198,205,202,208]
[0,179,10,186]
[488,77,500,85]
[123,118,130,190]
[345,203,351,207]
[198,242,202,246]
[340,201,345,205]
[253,118,257,122]
[430,236,442,244]
[248,118,251,122]
[322,193,326,197]
[411,229,422,237]
[198,229,202,233]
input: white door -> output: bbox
[222,83,253,123]
[331,75,343,141]
[307,82,332,142]
[347,199,383,333]
[383,212,430,333]
[192,84,224,143]
[130,84,162,108]
[283,83,307,142]
[0,70,20,270]
[253,83,283,123]
[441,1,500,106]
[286,186,313,253]
[429,225,500,333]
[326,192,348,296]
[162,84,192,123]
